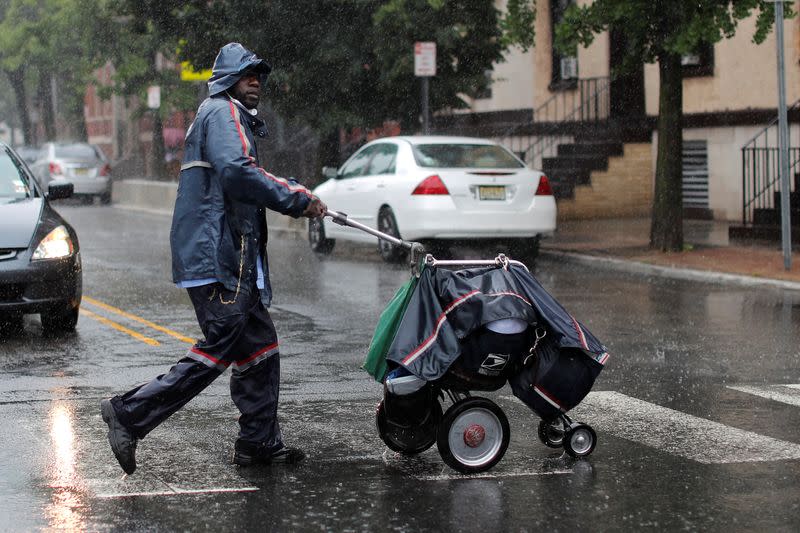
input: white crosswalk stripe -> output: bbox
[570,391,800,464]
[727,383,800,408]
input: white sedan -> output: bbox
[308,136,556,263]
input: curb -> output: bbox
[540,249,800,292]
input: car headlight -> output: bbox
[32,225,74,260]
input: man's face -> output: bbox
[230,72,261,109]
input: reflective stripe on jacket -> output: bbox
[170,94,311,306]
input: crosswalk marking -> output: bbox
[727,384,800,408]
[96,487,259,499]
[571,391,800,464]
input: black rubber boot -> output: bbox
[232,440,305,466]
[101,399,138,475]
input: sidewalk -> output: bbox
[110,179,800,290]
[541,217,800,289]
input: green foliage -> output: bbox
[499,0,537,52]
[556,0,792,69]
[372,0,504,128]
[127,0,504,132]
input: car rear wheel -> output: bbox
[308,218,335,255]
[377,207,407,263]
[41,305,79,335]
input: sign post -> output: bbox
[414,42,436,134]
[773,0,792,270]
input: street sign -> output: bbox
[147,86,161,109]
[414,42,436,77]
[180,61,213,82]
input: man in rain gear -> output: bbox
[101,43,326,474]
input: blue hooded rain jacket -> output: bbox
[170,43,312,306]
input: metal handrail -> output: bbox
[740,101,800,226]
[496,77,610,168]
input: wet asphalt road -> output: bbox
[1,204,800,532]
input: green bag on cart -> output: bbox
[362,268,422,382]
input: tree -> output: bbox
[122,0,505,172]
[89,0,201,179]
[552,1,787,251]
[0,0,106,144]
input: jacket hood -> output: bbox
[207,43,271,96]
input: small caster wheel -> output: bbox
[376,399,440,455]
[437,397,510,474]
[538,417,566,448]
[563,423,597,458]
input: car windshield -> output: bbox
[412,143,524,169]
[55,143,102,160]
[0,150,33,200]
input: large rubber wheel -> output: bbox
[377,207,407,263]
[437,397,510,474]
[308,218,335,255]
[41,305,79,335]
[563,423,597,458]
[376,399,441,455]
[538,417,566,448]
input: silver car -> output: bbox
[31,142,112,203]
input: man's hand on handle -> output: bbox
[302,196,327,218]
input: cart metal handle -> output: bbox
[323,209,528,273]
[325,209,427,275]
[325,209,412,249]
[425,254,530,272]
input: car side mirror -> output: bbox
[47,180,74,200]
[322,166,339,180]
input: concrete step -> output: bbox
[557,142,624,158]
[752,207,800,226]
[542,154,608,173]
[729,223,800,244]
[772,191,800,209]
[545,168,591,199]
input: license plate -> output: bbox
[478,185,505,201]
[73,168,89,177]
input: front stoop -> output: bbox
[554,143,654,221]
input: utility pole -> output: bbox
[773,0,792,269]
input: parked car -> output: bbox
[14,145,41,165]
[0,142,82,333]
[30,142,111,204]
[308,136,557,263]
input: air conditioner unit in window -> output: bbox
[681,54,701,66]
[560,56,578,80]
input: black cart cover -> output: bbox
[386,264,610,383]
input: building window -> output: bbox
[550,0,577,90]
[682,43,714,77]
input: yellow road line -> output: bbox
[82,296,195,344]
[80,309,160,346]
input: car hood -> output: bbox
[0,197,43,248]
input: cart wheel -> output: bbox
[308,218,335,255]
[437,397,510,474]
[538,417,566,448]
[376,400,440,455]
[563,423,597,458]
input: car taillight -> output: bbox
[100,164,111,177]
[412,175,449,195]
[49,162,62,176]
[535,175,553,196]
